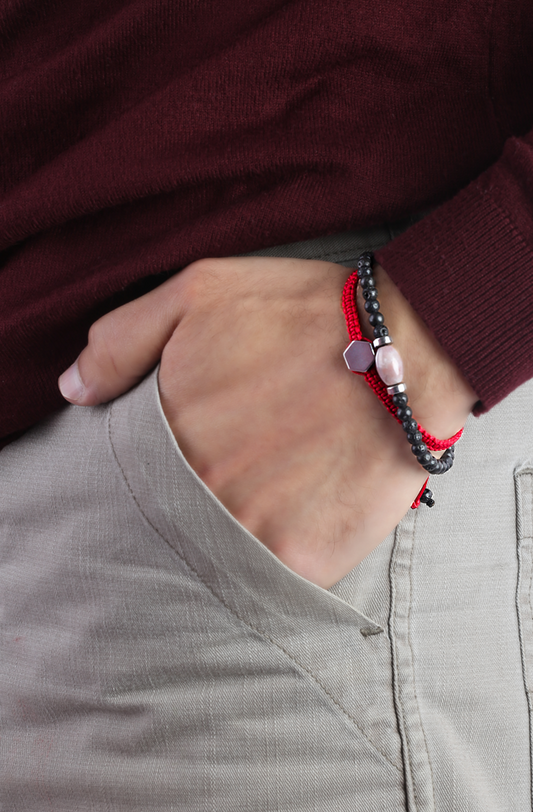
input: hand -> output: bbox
[59,257,477,588]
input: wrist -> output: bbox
[357,263,478,440]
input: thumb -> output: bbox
[58,274,187,406]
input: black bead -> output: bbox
[364,299,380,313]
[420,489,435,508]
[402,418,418,433]
[396,406,412,420]
[360,275,375,289]
[362,287,378,301]
[392,393,408,407]
[406,431,423,444]
[357,265,373,279]
[412,442,428,456]
[358,252,373,265]
[368,312,384,327]
[417,451,434,466]
[373,324,389,337]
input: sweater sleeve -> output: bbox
[375,128,533,415]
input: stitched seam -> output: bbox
[106,406,401,772]
[514,471,533,811]
[388,530,411,810]
[407,509,437,811]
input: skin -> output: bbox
[59,257,478,588]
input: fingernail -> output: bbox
[58,360,85,403]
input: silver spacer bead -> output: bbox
[372,335,393,349]
[386,382,407,395]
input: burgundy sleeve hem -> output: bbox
[375,174,533,415]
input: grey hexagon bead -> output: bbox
[343,340,375,373]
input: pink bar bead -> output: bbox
[375,344,404,386]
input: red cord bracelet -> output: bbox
[341,264,463,509]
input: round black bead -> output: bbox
[358,252,372,265]
[364,299,380,313]
[362,287,378,301]
[396,406,412,420]
[417,451,433,466]
[420,489,435,507]
[373,324,389,338]
[406,431,423,444]
[392,393,408,407]
[402,418,418,433]
[357,265,373,279]
[412,442,428,456]
[368,312,384,327]
[360,275,375,289]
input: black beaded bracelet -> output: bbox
[355,251,456,508]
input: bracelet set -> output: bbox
[342,252,463,509]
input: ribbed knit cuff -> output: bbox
[375,178,533,415]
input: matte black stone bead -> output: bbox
[420,489,435,507]
[406,431,423,444]
[396,406,412,420]
[417,451,434,466]
[362,287,378,301]
[368,312,384,327]
[423,459,439,473]
[402,418,418,433]
[357,265,373,279]
[364,299,380,313]
[392,393,408,407]
[358,252,373,265]
[373,324,388,337]
[412,442,428,456]
[360,275,375,289]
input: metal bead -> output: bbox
[372,335,392,349]
[387,383,407,395]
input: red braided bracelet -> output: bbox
[341,261,463,509]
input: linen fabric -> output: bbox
[2,225,533,810]
[1,0,533,442]
[2,369,532,811]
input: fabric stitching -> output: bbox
[388,529,411,811]
[106,404,402,773]
[407,509,437,811]
[514,470,533,811]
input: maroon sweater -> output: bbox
[1,0,532,442]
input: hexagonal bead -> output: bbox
[343,340,375,373]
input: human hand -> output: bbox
[59,257,477,588]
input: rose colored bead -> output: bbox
[375,344,403,386]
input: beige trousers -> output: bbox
[1,226,532,811]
